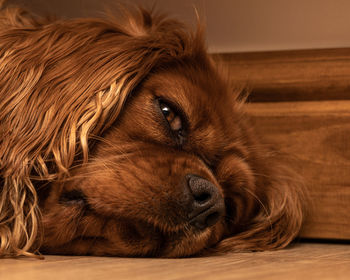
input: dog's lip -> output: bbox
[40,236,108,253]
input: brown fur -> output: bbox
[0,5,305,257]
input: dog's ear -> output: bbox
[215,160,305,252]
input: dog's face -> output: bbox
[40,61,257,257]
[0,7,303,257]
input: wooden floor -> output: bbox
[1,242,349,280]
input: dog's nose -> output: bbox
[186,174,225,230]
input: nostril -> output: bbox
[193,191,211,204]
[187,175,217,202]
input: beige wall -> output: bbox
[10,0,350,53]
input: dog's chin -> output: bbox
[41,216,225,257]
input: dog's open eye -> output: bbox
[158,100,186,145]
[160,102,182,131]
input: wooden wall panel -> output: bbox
[246,101,350,240]
[214,48,350,102]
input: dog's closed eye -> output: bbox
[59,190,87,207]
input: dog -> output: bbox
[0,4,304,257]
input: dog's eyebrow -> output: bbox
[144,79,190,114]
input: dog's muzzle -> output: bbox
[185,174,225,230]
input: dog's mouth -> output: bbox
[111,216,225,257]
[42,213,224,257]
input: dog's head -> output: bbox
[0,6,304,257]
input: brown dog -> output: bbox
[0,5,304,257]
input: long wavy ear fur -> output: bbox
[0,6,205,257]
[213,133,306,254]
[219,170,305,253]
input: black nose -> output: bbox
[186,174,225,230]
